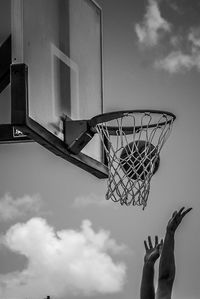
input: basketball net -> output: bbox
[95,111,175,209]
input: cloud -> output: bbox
[135,0,171,47]
[154,51,194,73]
[188,27,200,48]
[73,194,112,208]
[135,1,200,73]
[0,218,127,299]
[0,194,42,221]
[168,0,182,14]
[154,27,200,73]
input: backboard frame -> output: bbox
[0,35,31,143]
[10,63,108,178]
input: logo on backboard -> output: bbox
[13,127,27,138]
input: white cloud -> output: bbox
[135,2,200,73]
[170,35,182,47]
[0,194,42,221]
[155,50,200,73]
[0,218,127,299]
[73,194,112,208]
[154,26,200,73]
[188,27,200,48]
[168,1,182,14]
[135,0,171,47]
[154,51,194,73]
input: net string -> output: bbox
[96,112,174,209]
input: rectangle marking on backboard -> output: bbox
[11,0,24,63]
[51,44,80,126]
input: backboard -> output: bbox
[0,0,107,177]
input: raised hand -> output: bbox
[167,207,192,234]
[144,236,163,264]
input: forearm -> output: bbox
[158,230,175,279]
[140,261,155,299]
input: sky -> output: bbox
[0,0,200,299]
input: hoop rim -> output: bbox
[89,109,176,135]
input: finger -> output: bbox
[172,211,177,218]
[178,207,185,215]
[181,207,192,218]
[148,236,153,248]
[155,235,158,246]
[144,240,148,251]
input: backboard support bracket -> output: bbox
[64,119,95,155]
[9,63,108,179]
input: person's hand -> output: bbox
[144,236,163,264]
[167,207,192,234]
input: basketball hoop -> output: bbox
[90,110,176,209]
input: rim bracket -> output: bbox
[64,118,95,155]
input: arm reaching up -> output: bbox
[140,236,163,299]
[156,207,192,299]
